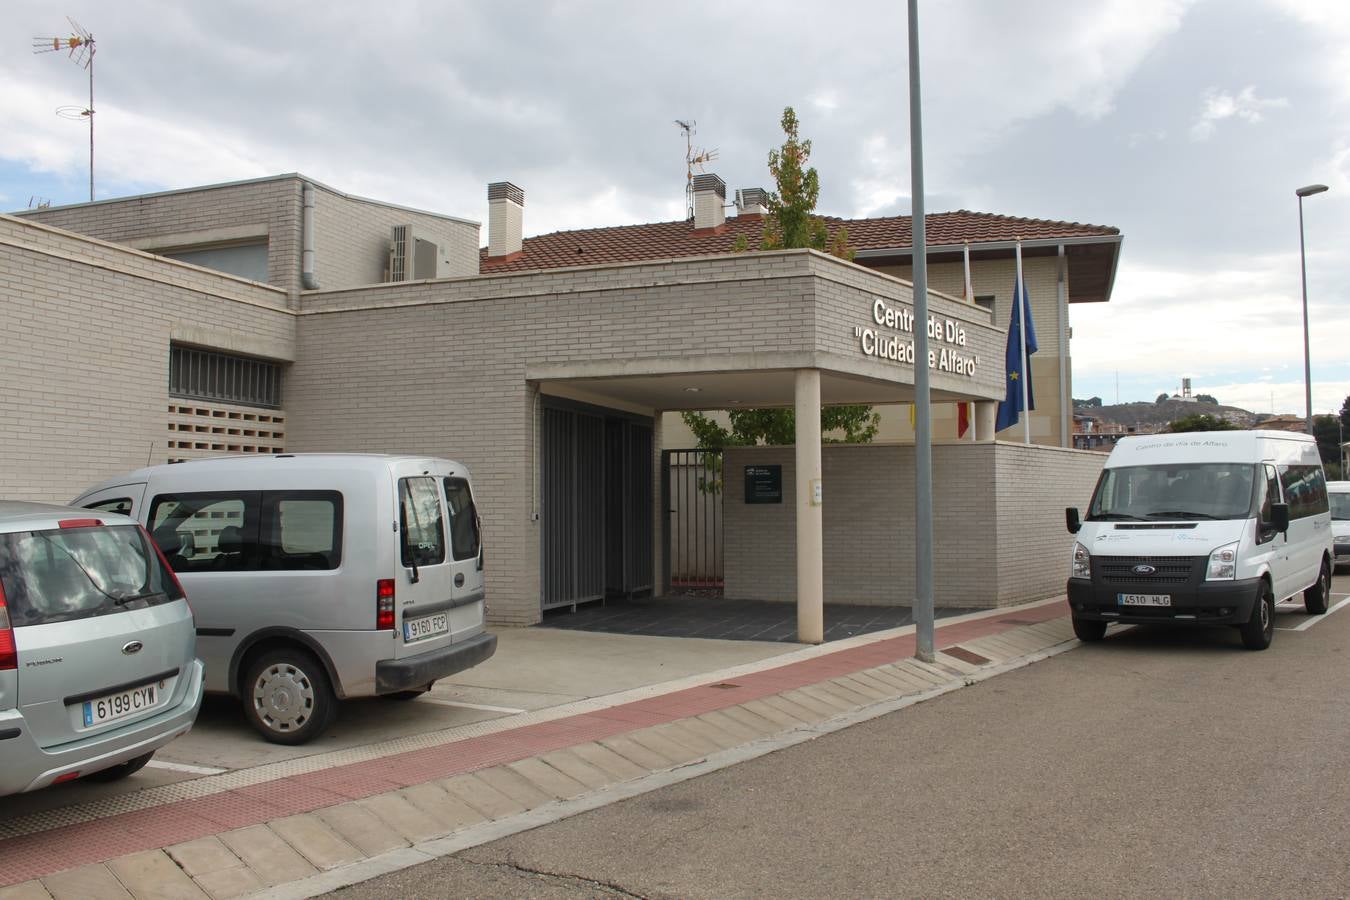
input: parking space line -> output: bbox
[416,698,527,715]
[145,760,228,776]
[1274,594,1350,631]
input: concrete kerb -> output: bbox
[255,633,1083,900]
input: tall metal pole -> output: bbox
[1016,240,1031,444]
[1295,183,1328,435]
[1298,194,1312,434]
[87,46,95,202]
[907,0,935,663]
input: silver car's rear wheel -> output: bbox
[242,649,336,745]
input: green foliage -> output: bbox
[731,233,749,253]
[1164,414,1240,433]
[1195,393,1218,404]
[759,107,854,261]
[680,406,880,450]
[1340,394,1350,432]
[1155,393,1170,404]
[683,106,873,451]
[1312,414,1340,466]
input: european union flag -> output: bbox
[995,275,1038,432]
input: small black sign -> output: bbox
[744,465,782,504]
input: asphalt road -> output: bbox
[332,576,1350,899]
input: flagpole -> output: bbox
[1016,238,1031,444]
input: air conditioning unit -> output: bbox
[387,224,452,282]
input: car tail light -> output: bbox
[376,579,395,630]
[0,581,16,671]
[53,772,81,784]
[57,518,103,529]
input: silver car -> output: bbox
[0,502,204,795]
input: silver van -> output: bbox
[0,502,203,795]
[74,454,496,744]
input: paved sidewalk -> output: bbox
[0,598,1077,900]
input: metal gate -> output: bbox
[541,404,653,611]
[663,449,724,591]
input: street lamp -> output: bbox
[1296,183,1328,434]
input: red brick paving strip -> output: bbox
[0,600,1067,885]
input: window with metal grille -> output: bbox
[169,345,282,409]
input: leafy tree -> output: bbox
[1312,414,1340,467]
[685,106,874,449]
[1156,393,1170,404]
[1340,394,1350,433]
[1164,414,1240,433]
[1196,393,1218,404]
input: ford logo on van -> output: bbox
[1132,564,1157,576]
[122,641,144,655]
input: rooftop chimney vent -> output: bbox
[487,181,524,258]
[735,188,769,217]
[691,173,727,232]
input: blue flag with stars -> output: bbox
[995,275,1038,432]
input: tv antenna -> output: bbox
[675,119,718,219]
[34,18,96,202]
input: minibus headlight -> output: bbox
[1071,542,1091,579]
[1206,542,1239,581]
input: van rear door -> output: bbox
[442,475,485,642]
[1,522,194,750]
[391,474,458,666]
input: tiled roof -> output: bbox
[479,210,1119,274]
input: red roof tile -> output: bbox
[479,210,1119,275]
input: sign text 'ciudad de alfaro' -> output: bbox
[854,298,980,376]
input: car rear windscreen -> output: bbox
[0,524,183,626]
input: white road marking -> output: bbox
[146,760,228,776]
[416,697,526,715]
[1275,593,1350,631]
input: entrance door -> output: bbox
[540,403,653,611]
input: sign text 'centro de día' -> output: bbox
[854,298,979,376]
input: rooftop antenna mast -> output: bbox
[34,18,96,202]
[675,119,718,220]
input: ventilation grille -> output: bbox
[166,402,285,464]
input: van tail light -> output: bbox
[140,525,188,605]
[0,581,16,671]
[376,579,396,630]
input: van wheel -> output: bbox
[1239,585,1274,651]
[243,649,337,745]
[84,752,154,783]
[1072,617,1107,642]
[1304,558,1332,615]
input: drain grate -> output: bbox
[943,646,991,665]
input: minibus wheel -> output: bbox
[243,648,338,744]
[1303,559,1331,615]
[1239,584,1274,651]
[1071,617,1107,642]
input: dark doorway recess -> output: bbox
[540,400,653,612]
[540,592,966,643]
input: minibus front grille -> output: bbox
[1096,556,1200,585]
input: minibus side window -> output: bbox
[148,492,259,573]
[1258,465,1280,522]
[1278,465,1329,519]
[260,491,343,570]
[399,477,445,567]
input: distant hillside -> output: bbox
[1075,399,1264,430]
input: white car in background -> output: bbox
[1330,481,1350,572]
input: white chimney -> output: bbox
[735,187,769,217]
[487,182,524,258]
[691,173,726,231]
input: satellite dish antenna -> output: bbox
[34,18,97,202]
[675,119,718,220]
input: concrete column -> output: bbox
[795,369,824,644]
[974,401,998,441]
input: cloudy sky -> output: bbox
[3,0,1347,418]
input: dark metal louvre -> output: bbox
[169,345,281,409]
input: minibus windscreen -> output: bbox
[1087,463,1255,521]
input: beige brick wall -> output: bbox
[722,441,1103,608]
[18,177,305,296]
[310,185,479,289]
[0,215,294,502]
